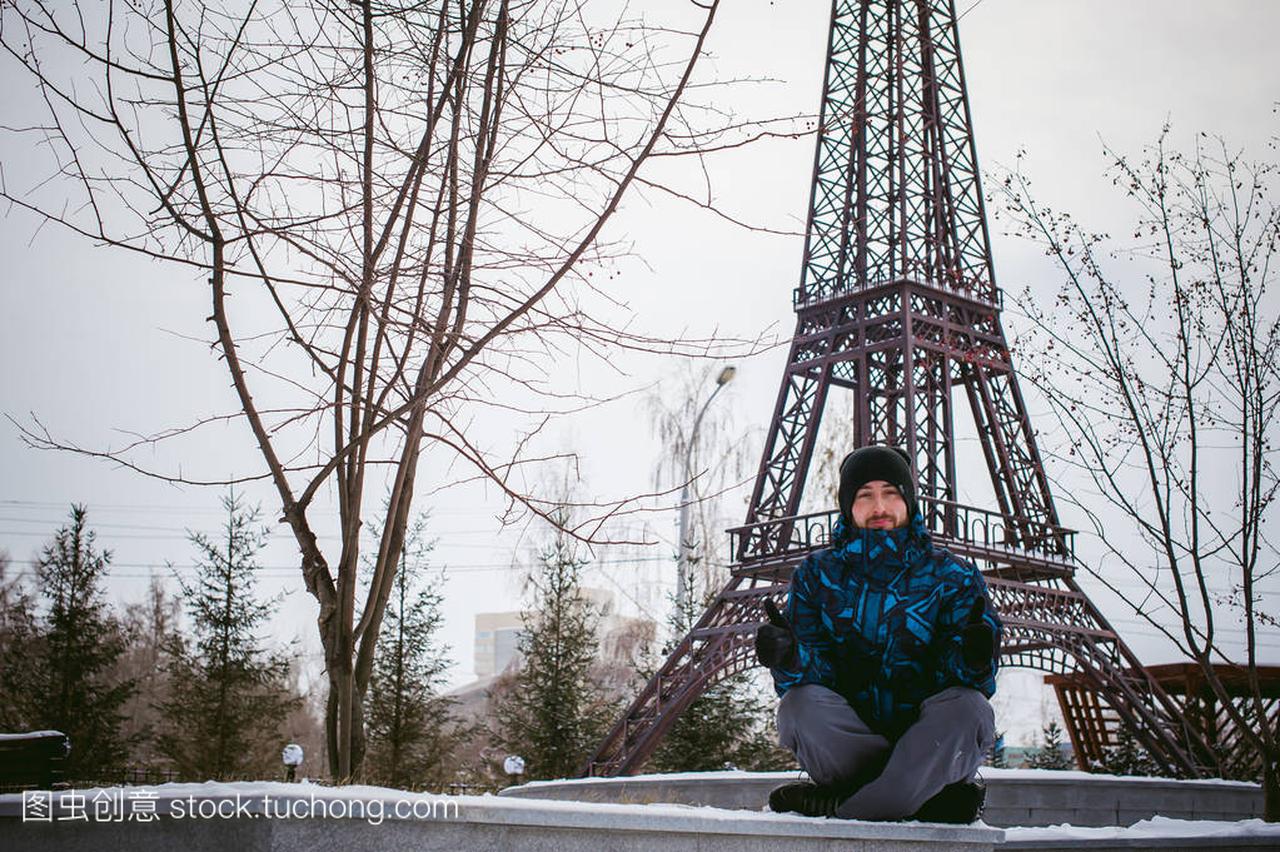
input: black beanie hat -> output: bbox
[837,445,917,524]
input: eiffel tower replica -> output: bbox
[586,0,1224,778]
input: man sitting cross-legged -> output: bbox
[755,445,1001,823]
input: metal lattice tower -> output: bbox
[585,0,1221,778]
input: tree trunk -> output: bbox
[326,687,339,778]
[351,688,367,776]
[324,661,370,781]
[1265,754,1278,822]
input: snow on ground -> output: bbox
[516,767,1261,789]
[1005,816,1280,841]
[516,769,802,787]
[0,778,1268,828]
[0,779,992,833]
[976,767,1260,787]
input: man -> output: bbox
[755,444,1001,823]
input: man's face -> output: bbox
[851,480,908,530]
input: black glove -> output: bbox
[755,598,797,670]
[961,597,995,669]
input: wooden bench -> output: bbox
[0,731,70,791]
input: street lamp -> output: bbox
[676,365,736,617]
[503,754,526,786]
[282,743,304,782]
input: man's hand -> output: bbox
[961,597,995,669]
[755,598,797,670]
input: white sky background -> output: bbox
[2,0,1278,742]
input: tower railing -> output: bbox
[729,494,1075,567]
[793,259,1004,310]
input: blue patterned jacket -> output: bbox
[770,513,1001,739]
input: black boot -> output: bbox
[767,762,883,818]
[767,781,847,817]
[910,779,985,824]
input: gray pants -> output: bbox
[777,684,995,820]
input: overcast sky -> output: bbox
[2,0,1277,729]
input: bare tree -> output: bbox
[999,128,1279,817]
[0,0,769,778]
[117,576,182,766]
[644,362,788,772]
[646,361,753,605]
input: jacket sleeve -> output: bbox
[933,558,1002,697]
[770,555,839,697]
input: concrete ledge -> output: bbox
[1003,816,1280,851]
[499,769,1264,828]
[981,770,1262,828]
[5,781,1274,851]
[0,781,1001,852]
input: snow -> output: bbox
[0,779,995,834]
[976,767,1259,787]
[0,779,764,820]
[515,766,1261,790]
[516,769,798,787]
[1006,816,1280,841]
[1,778,1269,844]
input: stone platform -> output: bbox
[1,777,1274,852]
[499,768,1266,828]
[0,782,998,851]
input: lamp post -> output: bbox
[503,754,526,787]
[282,743,304,782]
[676,365,736,618]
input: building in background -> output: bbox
[448,588,656,780]
[471,588,652,680]
[474,611,524,679]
